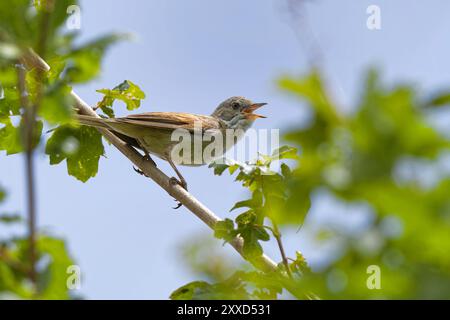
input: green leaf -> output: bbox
[279,71,340,125]
[170,281,211,300]
[39,83,75,125]
[235,210,257,226]
[64,34,129,83]
[36,236,75,299]
[0,87,21,117]
[230,199,255,212]
[281,163,291,178]
[272,145,299,160]
[289,251,310,275]
[209,162,229,176]
[0,213,22,224]
[0,0,37,47]
[240,228,263,259]
[423,91,450,108]
[96,80,145,116]
[213,218,236,242]
[0,117,43,155]
[230,192,263,215]
[254,225,270,241]
[170,276,250,300]
[45,125,104,182]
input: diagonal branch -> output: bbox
[22,50,278,273]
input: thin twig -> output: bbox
[272,223,292,278]
[18,2,53,290]
[17,66,37,286]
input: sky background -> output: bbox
[1,0,450,299]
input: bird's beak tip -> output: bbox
[244,102,267,119]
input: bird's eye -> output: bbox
[232,102,240,109]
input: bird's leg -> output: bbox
[167,158,188,209]
[133,139,157,176]
[167,159,188,190]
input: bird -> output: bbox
[77,96,266,207]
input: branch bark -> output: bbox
[23,50,278,273]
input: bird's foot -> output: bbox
[143,154,157,167]
[133,166,148,177]
[169,177,188,209]
[132,154,157,177]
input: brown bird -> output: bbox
[77,96,266,206]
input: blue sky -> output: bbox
[1,0,450,299]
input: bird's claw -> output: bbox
[133,166,147,177]
[169,177,188,209]
[173,199,182,210]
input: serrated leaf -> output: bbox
[271,145,299,160]
[170,281,211,300]
[209,162,229,176]
[45,125,104,182]
[95,80,145,118]
[213,218,236,242]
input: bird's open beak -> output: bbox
[243,102,267,120]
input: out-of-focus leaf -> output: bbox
[213,218,236,243]
[0,117,43,155]
[45,125,104,182]
[0,87,21,117]
[423,91,450,108]
[279,70,340,125]
[0,213,22,224]
[39,83,75,125]
[64,34,129,83]
[36,236,75,299]
[170,276,250,300]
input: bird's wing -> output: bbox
[112,112,223,132]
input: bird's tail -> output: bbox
[77,115,110,129]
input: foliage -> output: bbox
[0,186,76,299]
[172,69,450,299]
[0,0,129,298]
[2,0,450,301]
[96,80,146,118]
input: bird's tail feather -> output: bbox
[77,115,110,129]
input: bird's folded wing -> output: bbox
[113,112,224,132]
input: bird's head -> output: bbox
[211,96,266,130]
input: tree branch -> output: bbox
[22,50,278,273]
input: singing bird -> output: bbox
[77,96,266,194]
